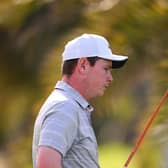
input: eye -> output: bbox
[104,67,111,72]
[104,67,108,71]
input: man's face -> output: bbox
[86,58,113,99]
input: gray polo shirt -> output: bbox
[32,81,100,168]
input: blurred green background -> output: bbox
[0,0,168,168]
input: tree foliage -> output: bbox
[0,0,168,167]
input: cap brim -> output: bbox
[107,54,128,69]
[110,55,127,69]
[112,59,128,68]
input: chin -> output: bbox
[97,91,105,97]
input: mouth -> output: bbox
[104,85,109,90]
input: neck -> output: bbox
[62,75,90,101]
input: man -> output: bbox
[32,33,128,168]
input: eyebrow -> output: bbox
[106,64,112,69]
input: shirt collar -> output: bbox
[54,81,93,112]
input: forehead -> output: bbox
[95,58,112,67]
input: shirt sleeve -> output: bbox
[38,101,78,156]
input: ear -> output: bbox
[77,57,90,74]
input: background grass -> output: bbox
[99,142,139,168]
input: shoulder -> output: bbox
[37,89,83,126]
[40,89,79,114]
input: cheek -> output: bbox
[87,70,98,86]
[91,69,105,85]
[95,68,105,78]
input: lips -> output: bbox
[105,83,110,88]
[103,85,108,90]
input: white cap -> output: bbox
[62,33,128,68]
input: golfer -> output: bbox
[32,33,128,168]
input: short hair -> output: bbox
[62,57,99,76]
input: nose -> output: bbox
[107,71,113,82]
